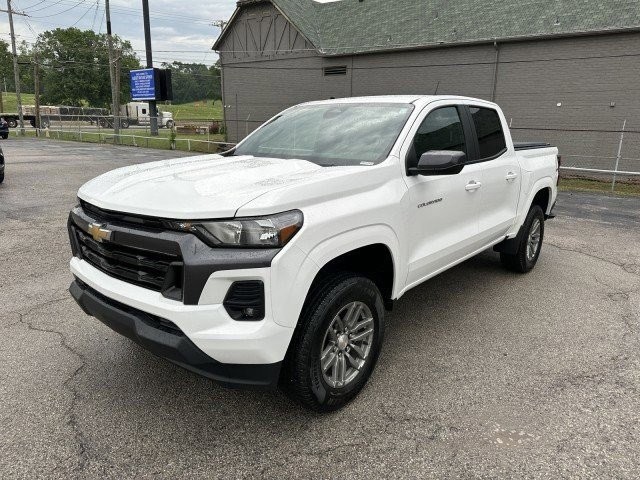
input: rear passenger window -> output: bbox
[469,107,507,159]
[413,107,466,159]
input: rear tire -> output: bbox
[7,119,17,128]
[281,273,385,412]
[500,205,545,273]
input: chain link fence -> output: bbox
[6,114,235,154]
[5,113,640,192]
[510,119,640,191]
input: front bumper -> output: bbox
[70,278,283,389]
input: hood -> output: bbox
[78,154,345,219]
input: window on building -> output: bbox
[413,107,466,159]
[323,66,347,76]
[469,107,507,159]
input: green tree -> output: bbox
[0,40,14,95]
[161,61,221,104]
[35,28,140,107]
[18,40,34,95]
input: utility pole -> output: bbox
[3,0,28,135]
[114,48,121,139]
[142,0,158,136]
[105,0,120,135]
[34,49,40,134]
[213,20,228,140]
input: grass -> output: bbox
[560,177,640,196]
[1,93,36,113]
[1,93,222,122]
[161,99,223,121]
[2,93,227,152]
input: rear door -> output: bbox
[465,106,521,241]
[403,104,484,287]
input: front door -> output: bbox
[404,105,484,287]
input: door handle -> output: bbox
[465,181,482,192]
[506,172,519,181]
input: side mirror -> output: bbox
[409,150,466,176]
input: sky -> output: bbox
[0,0,238,66]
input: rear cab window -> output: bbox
[469,107,507,159]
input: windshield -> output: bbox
[234,103,414,166]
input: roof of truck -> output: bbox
[301,95,497,107]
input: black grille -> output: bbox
[72,222,183,299]
[223,281,265,321]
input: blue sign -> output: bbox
[130,69,157,101]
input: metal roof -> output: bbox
[216,0,640,56]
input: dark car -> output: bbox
[0,118,8,139]
[0,145,4,184]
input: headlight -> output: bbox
[170,210,303,248]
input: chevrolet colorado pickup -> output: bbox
[68,96,559,411]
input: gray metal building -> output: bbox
[213,0,640,173]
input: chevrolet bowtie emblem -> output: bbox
[87,223,112,243]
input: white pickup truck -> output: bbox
[68,96,559,411]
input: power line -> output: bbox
[25,0,66,14]
[21,0,47,8]
[90,0,100,31]
[70,0,94,27]
[29,0,90,19]
[22,0,218,25]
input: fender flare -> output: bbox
[495,178,554,255]
[270,225,402,329]
[521,177,555,216]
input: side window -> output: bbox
[469,107,507,159]
[142,108,147,115]
[413,107,467,160]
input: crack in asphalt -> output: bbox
[547,242,640,279]
[16,296,90,473]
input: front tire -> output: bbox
[500,205,545,273]
[281,274,385,412]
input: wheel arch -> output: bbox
[271,225,402,330]
[304,225,401,308]
[307,243,396,312]
[522,178,555,217]
[495,179,554,255]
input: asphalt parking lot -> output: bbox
[1,138,639,478]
